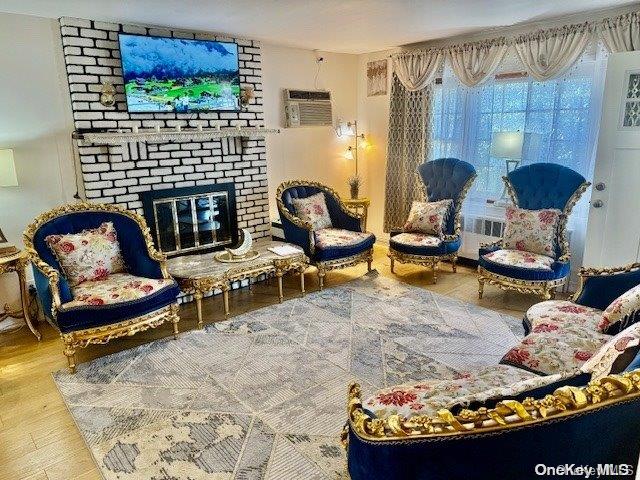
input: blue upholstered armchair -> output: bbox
[24,203,180,372]
[388,158,476,283]
[478,163,590,300]
[276,180,375,289]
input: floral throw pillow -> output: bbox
[502,205,562,257]
[597,284,640,333]
[46,222,126,286]
[291,192,332,230]
[402,199,452,237]
[581,322,640,379]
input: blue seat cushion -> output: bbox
[479,249,570,281]
[313,228,375,262]
[56,274,179,333]
[390,232,460,256]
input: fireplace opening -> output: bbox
[141,183,238,256]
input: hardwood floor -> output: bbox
[0,244,548,479]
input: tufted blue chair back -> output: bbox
[418,158,476,236]
[507,163,588,259]
[280,184,344,225]
[507,163,587,211]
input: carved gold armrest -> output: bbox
[479,239,502,250]
[26,249,62,317]
[346,370,640,443]
[579,262,640,278]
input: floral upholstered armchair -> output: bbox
[388,158,476,283]
[276,180,375,289]
[478,163,590,300]
[24,202,180,372]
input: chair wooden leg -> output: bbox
[318,267,326,290]
[172,315,179,339]
[63,342,77,374]
[390,257,395,273]
[432,262,438,284]
[478,278,485,299]
[451,255,457,273]
[542,285,552,300]
[367,258,373,272]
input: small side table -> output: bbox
[0,251,41,340]
[343,198,370,230]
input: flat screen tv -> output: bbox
[118,34,240,113]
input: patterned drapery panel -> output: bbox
[383,75,433,232]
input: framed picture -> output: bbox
[367,59,388,97]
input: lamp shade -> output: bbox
[490,132,524,159]
[0,149,18,186]
[344,148,354,160]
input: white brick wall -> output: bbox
[59,17,270,239]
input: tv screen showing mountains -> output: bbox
[119,34,241,113]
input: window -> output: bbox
[430,59,604,203]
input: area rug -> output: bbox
[53,272,525,479]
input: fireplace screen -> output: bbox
[141,184,237,256]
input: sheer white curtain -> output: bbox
[429,46,608,274]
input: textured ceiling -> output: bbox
[1,0,636,53]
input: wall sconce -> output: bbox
[100,82,116,107]
[240,86,255,107]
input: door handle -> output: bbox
[592,199,604,208]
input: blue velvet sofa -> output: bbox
[345,262,640,479]
[478,163,590,300]
[388,158,476,283]
[276,180,375,289]
[24,202,180,372]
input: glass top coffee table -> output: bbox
[166,239,308,327]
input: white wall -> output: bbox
[356,51,392,241]
[262,44,359,218]
[0,12,76,306]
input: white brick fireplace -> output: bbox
[59,17,271,241]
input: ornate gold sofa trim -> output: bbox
[343,369,640,444]
[477,178,591,300]
[276,180,372,289]
[23,202,179,373]
[388,173,476,283]
[572,262,640,302]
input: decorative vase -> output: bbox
[350,183,359,199]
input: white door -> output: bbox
[583,52,640,268]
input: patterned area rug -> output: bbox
[53,272,524,479]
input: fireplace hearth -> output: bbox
[141,184,238,256]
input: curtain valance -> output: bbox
[513,24,593,82]
[393,50,443,91]
[601,11,640,53]
[393,9,639,91]
[447,39,508,87]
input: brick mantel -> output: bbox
[59,17,270,239]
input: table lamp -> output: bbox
[0,149,19,257]
[490,131,524,201]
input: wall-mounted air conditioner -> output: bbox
[284,89,332,127]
